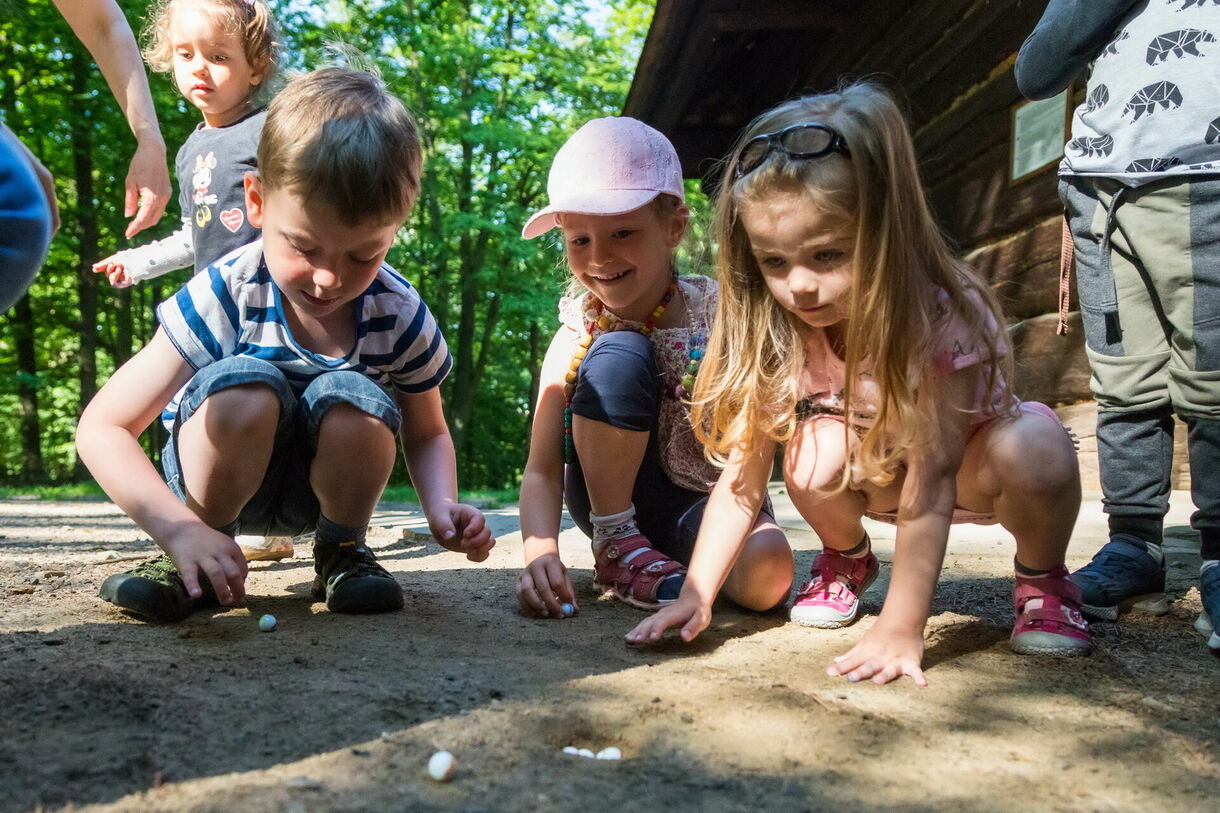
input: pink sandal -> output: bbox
[1010,566,1092,656]
[592,532,685,611]
[790,548,879,628]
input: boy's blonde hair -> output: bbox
[695,79,1013,488]
[258,67,423,226]
[143,0,280,93]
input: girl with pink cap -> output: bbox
[516,117,793,620]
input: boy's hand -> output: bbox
[516,552,577,619]
[431,503,495,562]
[827,622,927,687]
[92,255,133,288]
[624,592,710,645]
[163,526,248,606]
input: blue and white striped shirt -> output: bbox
[156,240,451,429]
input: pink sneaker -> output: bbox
[790,548,879,628]
[1010,566,1092,656]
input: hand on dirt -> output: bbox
[92,255,133,288]
[827,622,927,686]
[431,503,495,562]
[163,526,248,606]
[516,552,577,619]
[624,593,710,645]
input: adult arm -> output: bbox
[75,328,248,604]
[394,387,494,562]
[516,328,579,618]
[1015,0,1144,99]
[625,437,775,644]
[51,0,171,237]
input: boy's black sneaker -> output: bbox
[312,540,404,613]
[99,553,217,622]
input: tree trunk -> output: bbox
[526,320,542,439]
[13,294,46,482]
[69,49,100,478]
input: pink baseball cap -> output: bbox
[521,116,685,239]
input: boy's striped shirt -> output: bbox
[156,240,450,429]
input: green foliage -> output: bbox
[0,0,700,491]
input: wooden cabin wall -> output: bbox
[801,0,1092,408]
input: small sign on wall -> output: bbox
[1011,90,1068,181]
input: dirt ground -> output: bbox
[1,492,1217,813]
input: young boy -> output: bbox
[1016,1,1220,653]
[77,67,495,622]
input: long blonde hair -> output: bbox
[693,80,1013,488]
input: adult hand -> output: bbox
[123,136,171,237]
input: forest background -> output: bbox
[0,0,711,492]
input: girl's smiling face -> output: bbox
[740,190,856,333]
[559,201,687,323]
[170,2,262,128]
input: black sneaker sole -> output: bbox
[312,574,404,613]
[99,572,196,623]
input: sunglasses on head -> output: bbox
[733,123,851,180]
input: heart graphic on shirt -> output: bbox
[219,208,245,232]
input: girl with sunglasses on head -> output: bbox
[627,80,1091,684]
[516,117,793,620]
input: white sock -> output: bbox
[590,505,652,565]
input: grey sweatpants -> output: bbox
[1060,174,1220,557]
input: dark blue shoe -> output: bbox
[1071,535,1169,621]
[1196,565,1220,656]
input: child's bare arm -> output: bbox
[828,368,978,686]
[626,438,775,644]
[516,329,579,618]
[75,329,248,604]
[394,388,494,562]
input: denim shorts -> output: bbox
[162,356,401,536]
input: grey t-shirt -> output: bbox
[175,107,265,270]
[1017,0,1220,184]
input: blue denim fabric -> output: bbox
[163,356,401,536]
[0,129,53,312]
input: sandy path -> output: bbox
[1,493,1216,812]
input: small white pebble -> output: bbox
[428,750,456,781]
[577,748,595,758]
[596,747,622,761]
[561,746,580,755]
[258,614,277,632]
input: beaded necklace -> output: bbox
[563,279,676,463]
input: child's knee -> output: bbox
[731,528,794,610]
[572,331,660,428]
[784,418,849,492]
[990,414,1079,494]
[302,372,401,437]
[197,383,282,435]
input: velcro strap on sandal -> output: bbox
[1016,594,1089,632]
[1014,568,1082,606]
[595,533,684,601]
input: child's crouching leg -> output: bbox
[964,402,1081,570]
[301,372,403,613]
[176,360,293,529]
[722,517,793,611]
[784,417,870,549]
[301,372,401,525]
